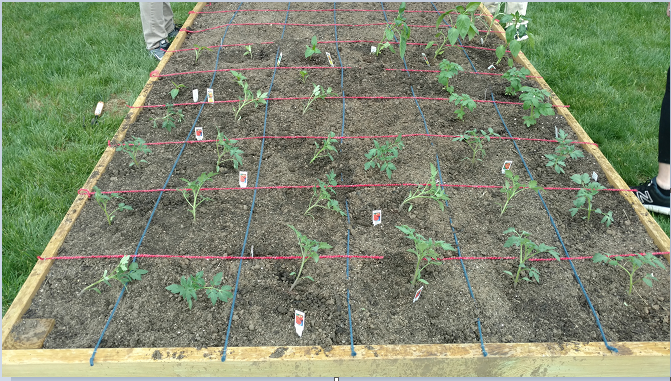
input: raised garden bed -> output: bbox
[3,2,670,377]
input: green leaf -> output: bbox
[418,278,429,285]
[212,272,223,286]
[643,277,653,287]
[207,289,219,305]
[502,270,513,277]
[509,40,521,58]
[304,276,315,282]
[166,284,184,294]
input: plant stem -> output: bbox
[290,245,307,291]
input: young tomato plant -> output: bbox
[396,225,455,285]
[310,131,338,163]
[215,128,243,172]
[231,71,268,121]
[499,170,542,215]
[299,69,309,83]
[452,128,500,163]
[492,11,535,64]
[80,255,147,294]
[166,271,233,310]
[170,81,185,100]
[92,186,132,225]
[376,2,410,59]
[503,228,560,286]
[449,93,476,120]
[437,59,464,94]
[288,225,333,291]
[545,129,584,174]
[400,164,449,212]
[304,170,345,219]
[116,136,151,167]
[243,45,252,59]
[194,45,214,64]
[304,35,321,59]
[433,2,481,46]
[152,104,184,132]
[502,61,531,96]
[519,86,554,127]
[592,253,666,296]
[303,83,332,114]
[569,173,613,226]
[364,135,404,179]
[179,172,216,222]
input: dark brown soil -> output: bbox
[23,2,669,353]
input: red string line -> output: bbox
[433,252,670,262]
[155,66,351,78]
[37,254,384,261]
[385,68,543,79]
[78,183,636,197]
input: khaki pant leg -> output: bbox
[483,2,501,15]
[140,2,173,50]
[505,2,528,16]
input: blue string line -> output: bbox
[490,93,618,353]
[221,2,291,362]
[89,2,244,366]
[429,2,477,72]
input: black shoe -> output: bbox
[168,24,183,39]
[632,177,670,215]
[148,39,171,61]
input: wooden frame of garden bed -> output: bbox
[2,3,669,377]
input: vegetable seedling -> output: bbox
[396,225,455,285]
[304,170,345,219]
[492,11,535,64]
[311,131,338,163]
[152,104,184,132]
[592,252,666,296]
[449,93,476,120]
[498,170,542,215]
[303,83,332,114]
[243,45,252,59]
[231,71,268,120]
[452,128,500,163]
[215,128,244,172]
[437,59,464,94]
[519,86,554,127]
[544,129,584,174]
[179,172,216,222]
[92,185,132,225]
[299,69,309,83]
[80,255,147,294]
[569,173,613,226]
[166,271,233,310]
[503,228,560,286]
[376,2,410,59]
[194,45,214,64]
[170,82,185,100]
[400,164,449,212]
[364,135,405,179]
[116,136,151,167]
[305,36,321,59]
[433,2,481,45]
[502,62,531,96]
[288,225,332,290]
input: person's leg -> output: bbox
[140,2,169,50]
[656,68,670,190]
[162,2,175,37]
[505,2,528,16]
[483,2,500,15]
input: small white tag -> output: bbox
[277,52,282,66]
[370,46,377,54]
[239,171,248,188]
[251,245,254,258]
[487,64,496,70]
[295,310,305,337]
[325,52,334,67]
[502,161,513,174]
[555,126,559,138]
[94,101,104,116]
[421,53,430,66]
[480,37,484,45]
[413,286,424,303]
[372,210,381,226]
[195,127,203,141]
[193,89,199,102]
[207,88,214,104]
[592,172,598,182]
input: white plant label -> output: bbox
[250,245,254,258]
[370,46,377,54]
[501,161,513,174]
[421,53,430,66]
[239,171,248,188]
[372,210,381,226]
[326,52,334,67]
[487,64,496,70]
[294,310,305,337]
[193,89,199,102]
[480,37,484,45]
[555,126,559,138]
[207,88,214,104]
[94,101,104,116]
[592,171,598,182]
[413,286,424,303]
[277,52,282,66]
[195,127,203,141]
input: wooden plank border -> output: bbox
[2,3,669,377]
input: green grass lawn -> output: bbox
[2,2,669,317]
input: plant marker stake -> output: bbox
[295,310,305,337]
[277,52,282,66]
[207,88,214,104]
[326,52,334,67]
[421,53,430,66]
[554,126,559,139]
[239,171,248,188]
[250,245,254,258]
[193,89,199,102]
[372,210,381,226]
[487,64,496,70]
[501,161,513,174]
[195,127,203,141]
[592,171,598,182]
[413,286,423,303]
[94,101,104,116]
[370,46,376,54]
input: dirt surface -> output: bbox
[23,2,669,352]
